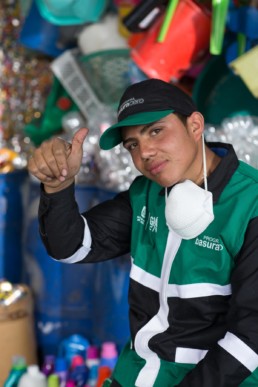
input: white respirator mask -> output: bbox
[165,134,214,239]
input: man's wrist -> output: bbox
[43,178,75,194]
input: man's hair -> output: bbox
[174,112,188,126]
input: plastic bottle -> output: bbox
[100,342,118,370]
[58,334,90,367]
[18,365,47,387]
[86,345,100,369]
[84,345,100,386]
[69,364,89,387]
[41,355,55,377]
[3,356,27,387]
[86,364,99,387]
[47,374,59,387]
[54,357,68,387]
[96,366,112,387]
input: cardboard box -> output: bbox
[0,284,38,384]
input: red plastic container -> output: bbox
[131,0,211,81]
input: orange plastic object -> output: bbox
[131,0,212,82]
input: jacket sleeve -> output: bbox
[177,217,258,386]
[38,183,132,262]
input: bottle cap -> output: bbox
[101,342,118,359]
[28,365,40,375]
[70,355,85,369]
[12,355,27,370]
[87,345,99,360]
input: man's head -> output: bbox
[99,78,197,151]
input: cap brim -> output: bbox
[99,109,174,150]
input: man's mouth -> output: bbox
[148,161,167,175]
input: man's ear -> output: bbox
[187,112,204,141]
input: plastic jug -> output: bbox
[18,365,47,387]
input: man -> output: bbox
[28,79,258,386]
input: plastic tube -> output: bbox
[157,0,179,42]
[210,0,230,55]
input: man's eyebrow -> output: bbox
[122,120,163,146]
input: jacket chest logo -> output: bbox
[136,206,158,233]
[195,235,224,251]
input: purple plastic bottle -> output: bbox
[41,355,55,377]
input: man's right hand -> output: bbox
[28,127,89,193]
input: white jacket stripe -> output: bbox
[218,332,258,372]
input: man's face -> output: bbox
[122,113,202,187]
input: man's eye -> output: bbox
[127,142,137,152]
[150,128,161,136]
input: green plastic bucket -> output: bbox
[192,55,258,125]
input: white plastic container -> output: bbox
[18,365,47,387]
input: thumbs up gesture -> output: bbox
[28,128,89,193]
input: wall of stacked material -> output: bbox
[0,0,53,284]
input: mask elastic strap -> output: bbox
[165,187,168,203]
[202,133,208,191]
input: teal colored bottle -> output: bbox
[4,356,27,387]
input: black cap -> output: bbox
[99,78,197,150]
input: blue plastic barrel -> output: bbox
[92,254,130,352]
[24,179,98,356]
[92,188,130,351]
[0,170,28,283]
[24,181,130,356]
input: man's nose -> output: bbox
[139,140,156,160]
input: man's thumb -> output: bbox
[71,127,89,151]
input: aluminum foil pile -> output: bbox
[205,115,258,169]
[62,110,139,192]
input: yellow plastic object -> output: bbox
[117,3,135,38]
[0,148,18,173]
[229,45,258,98]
